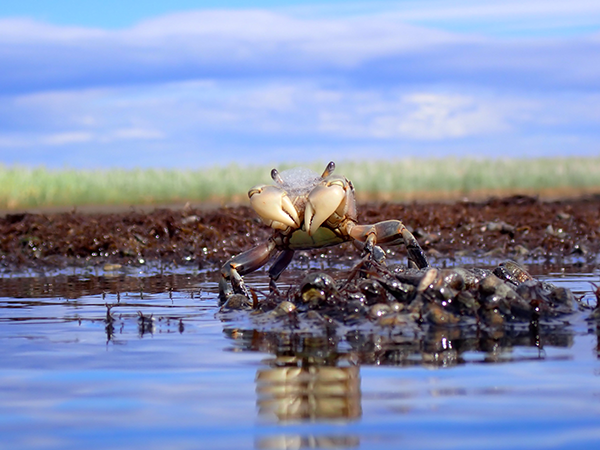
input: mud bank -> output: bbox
[1,195,599,269]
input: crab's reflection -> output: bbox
[256,360,360,421]
[256,435,360,449]
[252,342,362,448]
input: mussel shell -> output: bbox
[493,261,533,286]
[300,272,338,304]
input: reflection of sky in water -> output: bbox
[0,268,599,449]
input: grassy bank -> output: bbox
[1,157,599,210]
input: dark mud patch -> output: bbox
[1,194,599,270]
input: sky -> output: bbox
[0,0,599,168]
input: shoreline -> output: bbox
[1,194,599,270]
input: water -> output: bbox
[0,264,599,450]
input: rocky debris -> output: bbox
[220,259,583,330]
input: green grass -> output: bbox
[1,157,599,209]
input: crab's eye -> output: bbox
[271,169,284,185]
[321,161,336,178]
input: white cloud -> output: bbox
[1,8,598,96]
[4,80,595,152]
[295,0,600,36]
[0,136,29,148]
[0,18,107,42]
[382,0,600,21]
[40,131,94,145]
[316,91,509,139]
[108,128,165,141]
[0,4,599,167]
[395,93,508,139]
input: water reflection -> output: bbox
[595,323,600,359]
[0,271,206,299]
[219,320,579,449]
[256,435,360,449]
[222,321,575,445]
[257,362,360,421]
[0,268,598,450]
[223,322,573,372]
[252,334,361,448]
[0,270,582,360]
[0,271,214,349]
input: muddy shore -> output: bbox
[1,194,599,270]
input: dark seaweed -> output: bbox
[1,194,599,269]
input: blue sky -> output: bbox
[0,0,599,168]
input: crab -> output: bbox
[219,161,429,302]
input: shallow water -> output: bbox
[1,263,599,450]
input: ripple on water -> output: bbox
[0,261,599,450]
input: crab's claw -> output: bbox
[249,185,300,230]
[304,180,346,236]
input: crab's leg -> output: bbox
[219,240,277,303]
[267,249,295,292]
[351,239,386,263]
[348,220,429,269]
[269,249,295,281]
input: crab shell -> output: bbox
[247,162,357,249]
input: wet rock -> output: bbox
[484,221,516,235]
[455,291,477,311]
[481,308,505,326]
[493,260,533,285]
[424,303,460,326]
[181,215,199,225]
[345,299,367,315]
[377,277,414,302]
[480,294,511,315]
[417,268,438,292]
[369,304,392,319]
[570,244,589,255]
[549,287,575,308]
[545,224,567,238]
[358,280,388,305]
[512,245,530,256]
[389,302,405,313]
[222,294,252,310]
[300,273,338,305]
[271,301,297,317]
